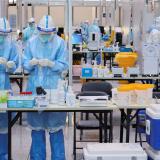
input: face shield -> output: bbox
[29,22,35,30]
[39,32,54,43]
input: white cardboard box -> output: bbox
[83,143,147,160]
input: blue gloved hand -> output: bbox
[7,61,15,69]
[29,58,39,66]
[0,57,7,65]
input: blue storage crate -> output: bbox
[81,68,93,78]
[8,96,35,108]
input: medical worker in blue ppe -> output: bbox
[87,19,101,63]
[80,20,89,43]
[88,18,101,37]
[0,17,18,160]
[23,15,68,160]
[23,18,37,42]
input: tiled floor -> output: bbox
[11,113,145,160]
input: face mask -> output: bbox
[39,34,53,43]
[0,35,5,44]
[29,23,35,30]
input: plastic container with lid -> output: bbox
[116,85,131,106]
[135,84,148,105]
[135,84,154,105]
[127,84,137,105]
[114,83,154,106]
[144,84,154,103]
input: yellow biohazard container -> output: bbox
[115,52,138,73]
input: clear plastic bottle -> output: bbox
[92,60,98,78]
[66,86,76,107]
[104,66,110,78]
[98,65,104,78]
[57,80,66,105]
[58,86,66,105]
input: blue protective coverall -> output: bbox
[0,38,18,160]
[23,34,68,160]
[88,23,101,37]
[23,26,37,43]
[80,22,89,43]
[87,23,101,62]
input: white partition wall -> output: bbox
[132,0,155,52]
[0,0,8,18]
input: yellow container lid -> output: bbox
[141,84,154,89]
[117,83,154,92]
[134,84,154,90]
[117,84,134,92]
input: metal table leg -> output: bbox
[126,109,132,143]
[104,112,108,143]
[104,53,106,66]
[19,78,23,126]
[120,109,125,143]
[73,112,76,160]
[109,111,113,143]
[99,113,103,143]
[109,54,112,71]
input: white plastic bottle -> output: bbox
[104,66,110,78]
[92,60,98,78]
[66,86,76,107]
[98,65,104,78]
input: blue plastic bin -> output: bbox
[146,106,160,150]
[146,146,160,160]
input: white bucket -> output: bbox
[146,88,153,104]
[135,89,147,105]
[129,90,137,105]
[117,91,129,106]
